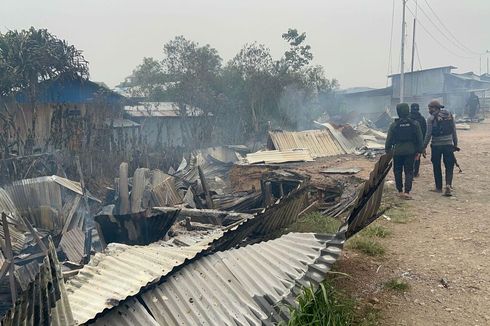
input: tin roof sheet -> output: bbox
[268,129,347,158]
[89,232,344,326]
[1,240,74,326]
[66,239,215,325]
[245,149,314,164]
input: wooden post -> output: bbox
[198,165,214,209]
[2,213,17,304]
[264,181,273,207]
[119,162,130,214]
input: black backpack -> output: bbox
[432,113,453,137]
[394,118,416,142]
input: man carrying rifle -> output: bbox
[423,99,459,197]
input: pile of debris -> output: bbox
[0,151,392,325]
[0,136,392,325]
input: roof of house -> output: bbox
[15,78,124,105]
[388,65,457,78]
[124,102,207,118]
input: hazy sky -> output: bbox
[1,0,489,89]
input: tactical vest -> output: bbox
[394,118,415,142]
[431,114,453,137]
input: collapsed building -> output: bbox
[0,133,393,324]
[0,72,398,325]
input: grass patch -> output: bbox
[361,225,391,238]
[386,208,410,224]
[282,281,381,326]
[347,237,385,256]
[289,212,341,234]
[282,282,355,326]
[384,278,410,292]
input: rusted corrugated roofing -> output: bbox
[1,240,74,326]
[66,239,217,325]
[245,149,314,164]
[89,232,344,326]
[268,129,346,158]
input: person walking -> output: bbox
[410,103,427,177]
[423,99,458,196]
[466,92,480,120]
[385,103,424,199]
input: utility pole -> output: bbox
[487,50,489,74]
[410,18,416,73]
[400,0,407,103]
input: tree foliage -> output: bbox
[0,27,89,97]
[121,29,339,142]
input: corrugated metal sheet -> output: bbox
[174,151,233,194]
[66,240,214,325]
[89,232,344,326]
[316,122,365,153]
[345,153,393,238]
[59,228,85,263]
[1,239,74,326]
[71,184,307,324]
[205,184,308,252]
[4,176,93,232]
[245,149,314,164]
[268,129,346,158]
[87,153,392,326]
[148,170,182,207]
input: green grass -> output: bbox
[289,212,342,234]
[282,282,356,326]
[384,278,410,292]
[361,225,392,238]
[282,281,381,326]
[347,237,385,256]
[387,209,410,224]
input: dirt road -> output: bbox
[336,122,490,325]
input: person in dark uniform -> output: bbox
[423,99,458,196]
[385,103,424,199]
[410,103,427,177]
[466,92,480,120]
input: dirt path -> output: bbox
[336,122,490,326]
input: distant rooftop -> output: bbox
[124,102,208,118]
[388,66,457,78]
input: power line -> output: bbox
[415,43,423,70]
[413,2,478,57]
[422,0,480,55]
[405,5,475,60]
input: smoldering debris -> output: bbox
[0,131,388,325]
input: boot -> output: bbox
[443,185,452,197]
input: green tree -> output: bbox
[119,57,166,100]
[0,27,89,97]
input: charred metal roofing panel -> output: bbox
[268,130,346,158]
[345,153,392,238]
[1,240,74,326]
[66,241,212,325]
[59,228,85,263]
[90,232,343,326]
